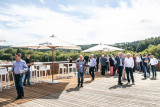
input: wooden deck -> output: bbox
[1,72,160,107]
[0,72,105,107]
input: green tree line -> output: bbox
[0,48,134,62]
[1,36,160,62]
[112,36,160,52]
[0,46,160,62]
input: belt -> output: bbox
[15,74,20,75]
[126,67,132,68]
[15,74,23,76]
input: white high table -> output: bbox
[62,63,76,77]
[0,64,12,67]
[0,67,7,69]
[33,64,44,83]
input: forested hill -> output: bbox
[111,41,140,52]
[1,36,160,61]
[78,44,98,50]
[111,36,160,52]
[78,36,160,52]
[136,36,160,52]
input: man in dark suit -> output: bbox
[100,55,107,76]
[95,55,99,72]
[114,54,118,75]
[115,52,124,85]
[84,54,89,74]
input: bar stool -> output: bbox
[0,68,10,91]
[38,65,48,82]
[8,67,15,86]
[58,64,67,78]
[30,65,37,84]
[68,63,77,77]
[46,65,51,75]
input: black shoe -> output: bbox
[132,83,135,85]
[23,84,26,86]
[28,83,31,86]
[142,78,147,80]
[15,97,20,100]
[15,96,22,100]
[81,84,83,87]
[77,84,80,87]
[118,83,123,85]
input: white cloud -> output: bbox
[0,0,160,46]
[40,0,45,4]
[59,4,76,12]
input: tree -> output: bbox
[136,36,160,52]
[17,48,21,53]
[0,53,12,61]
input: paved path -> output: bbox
[15,72,160,107]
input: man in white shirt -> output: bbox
[150,55,158,79]
[89,54,96,81]
[124,53,135,85]
[136,54,142,72]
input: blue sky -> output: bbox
[0,0,131,18]
[0,0,160,45]
[0,0,131,9]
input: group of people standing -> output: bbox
[98,52,135,85]
[138,54,158,79]
[76,52,158,87]
[135,54,158,79]
[10,52,158,99]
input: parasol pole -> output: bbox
[48,47,58,84]
[52,47,54,82]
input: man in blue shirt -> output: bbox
[142,55,148,79]
[76,55,86,87]
[11,53,28,100]
[147,54,151,77]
